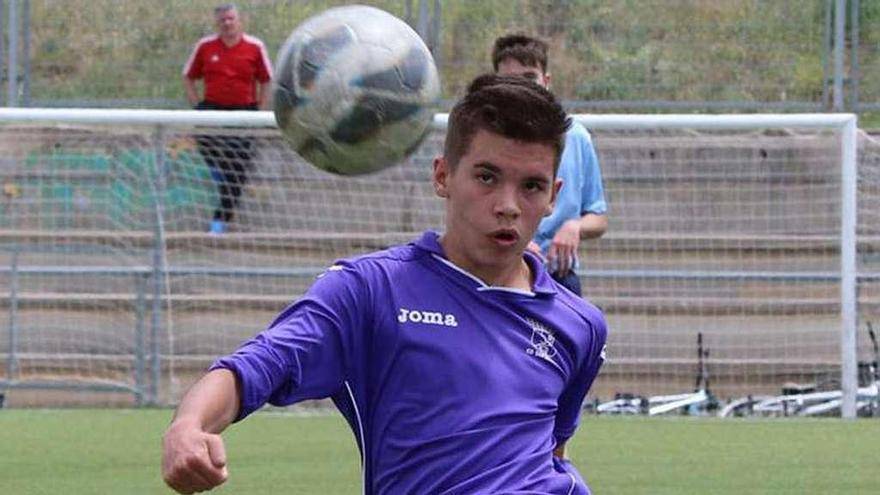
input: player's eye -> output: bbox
[523,180,546,193]
[476,171,496,185]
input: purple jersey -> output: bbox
[212,231,608,494]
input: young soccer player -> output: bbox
[493,34,608,296]
[161,74,608,494]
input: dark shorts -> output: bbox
[552,270,582,297]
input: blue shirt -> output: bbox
[213,231,608,494]
[534,122,607,256]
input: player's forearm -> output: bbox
[171,368,241,434]
[183,78,200,106]
[579,213,607,239]
[553,443,567,459]
[257,81,271,109]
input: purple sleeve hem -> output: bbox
[553,429,574,446]
[209,359,258,423]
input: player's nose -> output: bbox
[493,187,521,220]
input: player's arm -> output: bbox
[553,313,608,458]
[254,39,273,111]
[553,442,568,459]
[549,219,580,275]
[162,368,241,494]
[257,80,271,110]
[526,240,544,259]
[575,127,608,241]
[183,77,201,107]
[578,212,607,239]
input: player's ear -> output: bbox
[545,178,562,216]
[433,157,450,198]
[543,72,552,91]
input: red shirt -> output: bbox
[183,34,273,107]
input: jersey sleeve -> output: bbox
[576,130,608,215]
[254,38,273,83]
[535,125,608,253]
[533,129,589,252]
[553,141,587,223]
[553,310,608,445]
[183,43,204,79]
[210,263,369,421]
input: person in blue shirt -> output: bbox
[493,34,609,296]
[161,74,608,495]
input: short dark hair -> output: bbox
[491,34,549,73]
[214,3,238,17]
[443,74,571,172]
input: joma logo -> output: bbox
[397,308,459,327]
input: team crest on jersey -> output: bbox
[526,318,557,362]
[398,308,459,327]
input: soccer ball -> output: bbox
[273,5,441,175]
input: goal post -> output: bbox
[568,113,859,419]
[0,108,868,418]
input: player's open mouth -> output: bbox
[490,230,519,246]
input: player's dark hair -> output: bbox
[444,74,571,172]
[491,34,549,73]
[214,3,238,17]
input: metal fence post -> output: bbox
[850,0,860,112]
[134,272,147,407]
[20,0,27,106]
[833,0,846,112]
[6,0,17,107]
[6,248,19,381]
[150,124,168,406]
[0,1,5,108]
[822,0,832,110]
[416,0,430,42]
[431,0,441,65]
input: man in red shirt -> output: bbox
[183,3,273,234]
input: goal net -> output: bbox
[0,109,870,416]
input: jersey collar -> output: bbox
[412,230,558,296]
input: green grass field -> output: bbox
[1,409,876,494]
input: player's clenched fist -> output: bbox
[162,420,229,494]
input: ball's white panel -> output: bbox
[272,5,440,175]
